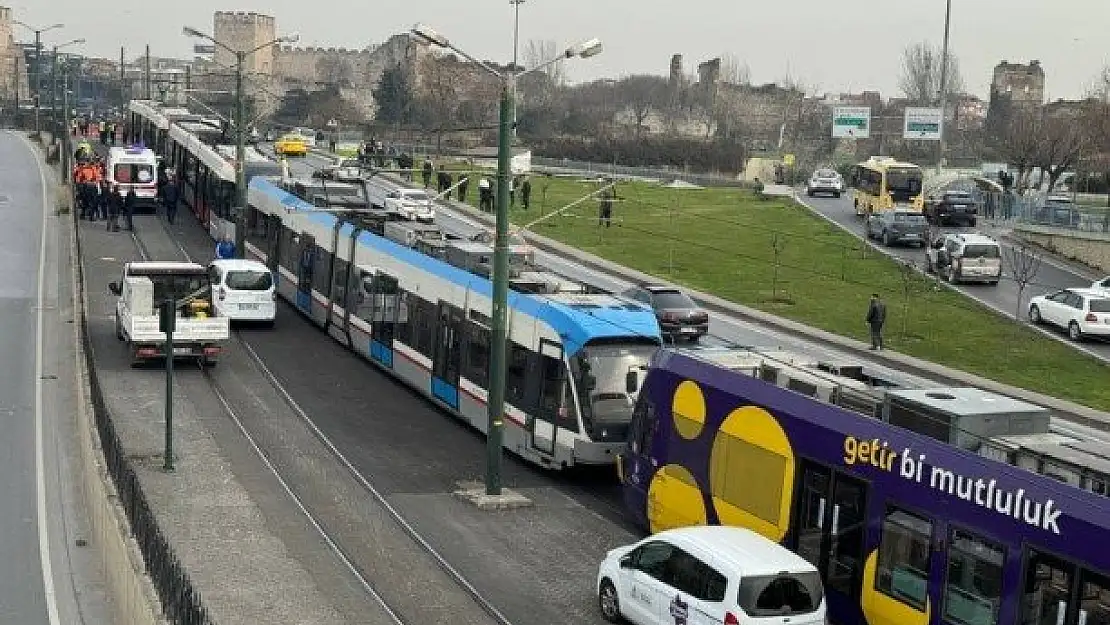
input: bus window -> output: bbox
[876,507,933,610]
[943,529,1004,625]
[1021,551,1073,625]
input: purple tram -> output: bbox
[619,348,1110,625]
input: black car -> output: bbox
[925,190,978,226]
[620,284,709,341]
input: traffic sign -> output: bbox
[903,107,942,140]
[832,106,871,139]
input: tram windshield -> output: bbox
[574,341,658,437]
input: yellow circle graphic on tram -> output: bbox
[672,380,706,440]
[647,464,707,534]
[709,405,795,542]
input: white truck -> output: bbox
[108,261,231,367]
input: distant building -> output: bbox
[0,6,29,105]
[988,59,1045,123]
[953,95,987,130]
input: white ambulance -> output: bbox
[107,145,159,210]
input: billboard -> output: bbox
[832,107,871,138]
[903,107,943,140]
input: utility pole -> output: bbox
[185,65,191,92]
[12,56,18,115]
[73,56,82,110]
[510,0,524,136]
[33,31,41,134]
[935,0,952,174]
[234,50,246,258]
[62,68,70,182]
[51,47,58,131]
[160,298,176,472]
[486,76,515,495]
[119,47,125,115]
[144,44,151,100]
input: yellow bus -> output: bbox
[849,156,925,216]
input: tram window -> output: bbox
[1079,571,1110,625]
[331,257,349,307]
[406,296,435,357]
[943,529,1004,625]
[876,507,933,610]
[463,322,490,389]
[278,228,298,272]
[505,345,534,411]
[537,353,566,423]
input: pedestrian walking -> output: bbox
[163,176,179,224]
[215,235,236,260]
[106,185,123,232]
[866,293,886,351]
[457,175,469,203]
[478,178,492,212]
[123,187,137,231]
[422,160,434,188]
[97,180,110,221]
[598,182,616,227]
[521,177,532,210]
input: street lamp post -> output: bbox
[51,40,84,134]
[410,23,601,496]
[935,0,952,174]
[14,21,64,135]
[510,0,525,135]
[183,26,297,258]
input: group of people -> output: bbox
[73,159,135,232]
[71,117,122,146]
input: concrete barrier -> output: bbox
[1014,224,1110,274]
[53,138,166,625]
[437,195,1110,430]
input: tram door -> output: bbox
[1022,552,1110,625]
[431,301,463,410]
[295,232,316,313]
[530,339,563,457]
[369,272,401,369]
[326,228,359,347]
[790,461,869,619]
[264,215,281,276]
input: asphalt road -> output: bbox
[802,193,1110,361]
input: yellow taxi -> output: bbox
[274,134,308,157]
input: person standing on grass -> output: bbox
[521,176,532,210]
[866,293,886,351]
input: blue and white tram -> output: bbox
[167,122,236,237]
[245,176,664,469]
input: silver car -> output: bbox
[866,210,927,247]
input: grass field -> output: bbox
[436,170,1110,411]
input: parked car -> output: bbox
[207,259,277,325]
[805,168,844,198]
[865,209,927,247]
[1035,195,1080,227]
[596,525,826,625]
[924,189,978,226]
[925,232,1002,285]
[384,188,435,222]
[1029,287,1110,341]
[620,284,708,341]
[1091,276,1110,292]
[274,134,308,157]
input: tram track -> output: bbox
[125,217,515,625]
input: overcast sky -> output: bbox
[11,0,1109,100]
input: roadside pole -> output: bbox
[160,299,175,471]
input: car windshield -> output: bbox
[1089,299,1110,313]
[945,193,973,202]
[225,269,273,291]
[815,169,837,179]
[886,167,922,193]
[963,244,1000,259]
[575,342,659,428]
[652,291,696,309]
[402,191,429,201]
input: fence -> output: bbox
[64,125,217,625]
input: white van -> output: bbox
[107,146,159,209]
[597,526,826,625]
[206,259,276,325]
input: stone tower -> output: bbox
[212,11,277,76]
[669,54,683,88]
[990,60,1045,107]
[0,6,28,104]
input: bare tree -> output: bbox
[994,106,1043,191]
[897,259,920,338]
[1036,110,1090,192]
[412,55,460,155]
[614,74,669,134]
[898,41,965,104]
[770,233,787,302]
[1008,242,1042,322]
[718,53,750,86]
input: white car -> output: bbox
[1091,276,1110,293]
[806,168,843,198]
[1029,287,1110,341]
[207,259,277,325]
[384,188,436,222]
[597,526,826,625]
